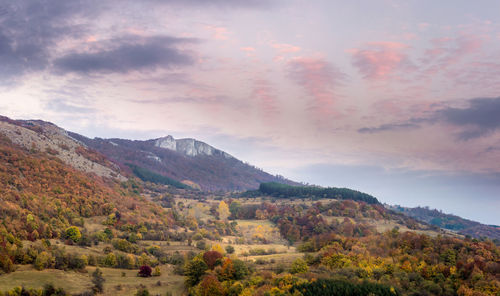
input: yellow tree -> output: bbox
[218,201,230,221]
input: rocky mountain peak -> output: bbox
[154,135,233,158]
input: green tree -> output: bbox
[185,256,208,287]
[225,245,235,254]
[65,226,82,243]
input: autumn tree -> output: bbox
[218,201,230,221]
[197,275,225,296]
[203,251,223,270]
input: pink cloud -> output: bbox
[349,41,414,80]
[418,22,431,31]
[251,79,277,120]
[271,43,301,54]
[204,25,229,40]
[420,35,483,77]
[287,56,345,116]
[240,47,256,52]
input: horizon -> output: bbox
[1,0,499,225]
[4,113,499,227]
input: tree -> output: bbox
[218,201,230,221]
[203,251,223,270]
[225,245,235,254]
[185,257,208,286]
[92,268,105,294]
[65,226,81,243]
[290,258,309,274]
[197,275,225,296]
[138,265,152,277]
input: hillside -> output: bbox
[388,205,500,241]
[69,133,297,191]
[0,116,123,180]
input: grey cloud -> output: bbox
[151,0,276,9]
[358,122,420,134]
[46,98,95,114]
[358,97,500,140]
[54,35,195,74]
[440,97,500,140]
[129,95,227,104]
[0,0,102,81]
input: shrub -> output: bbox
[225,245,235,254]
[290,258,309,274]
[152,266,161,276]
[65,226,81,243]
[138,265,152,277]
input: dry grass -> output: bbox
[0,265,92,294]
[0,265,185,296]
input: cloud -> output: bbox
[151,0,276,9]
[0,0,100,81]
[54,35,195,74]
[251,79,277,118]
[46,98,95,114]
[349,42,415,80]
[129,95,228,105]
[271,43,301,54]
[358,122,420,134]
[358,97,500,140]
[204,25,230,40]
[287,56,345,114]
[440,97,500,140]
[420,35,483,77]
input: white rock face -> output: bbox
[154,135,233,158]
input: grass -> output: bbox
[0,265,92,294]
[87,266,185,296]
[0,265,185,296]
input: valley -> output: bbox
[0,117,498,296]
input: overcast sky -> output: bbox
[1,0,499,224]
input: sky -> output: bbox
[1,0,499,224]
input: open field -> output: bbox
[0,265,185,296]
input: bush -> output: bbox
[152,266,161,276]
[135,287,150,296]
[225,245,235,254]
[196,241,207,250]
[290,258,309,274]
[138,265,152,277]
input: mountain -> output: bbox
[387,205,500,241]
[68,133,297,191]
[0,115,296,191]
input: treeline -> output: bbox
[254,182,380,204]
[291,279,398,296]
[126,163,190,189]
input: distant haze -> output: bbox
[1,0,499,224]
